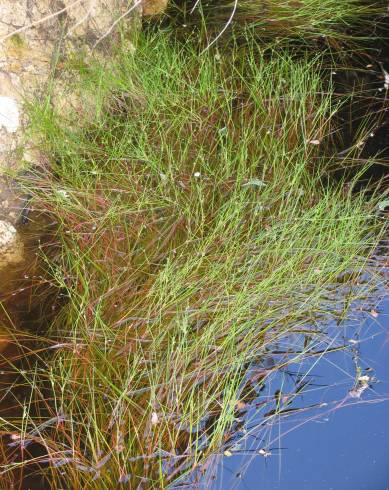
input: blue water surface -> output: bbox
[213,295,389,490]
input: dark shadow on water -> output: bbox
[0,213,59,490]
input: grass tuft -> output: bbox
[1,31,385,488]
[164,0,385,49]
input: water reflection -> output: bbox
[0,211,387,488]
[213,290,388,489]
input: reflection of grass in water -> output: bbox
[4,32,385,488]
[166,0,383,48]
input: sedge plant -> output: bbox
[2,32,385,488]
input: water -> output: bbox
[1,26,388,488]
[213,294,389,489]
[0,214,58,490]
[3,223,384,489]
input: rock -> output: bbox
[0,220,17,248]
[143,0,168,16]
[0,0,143,173]
[0,97,20,134]
[0,1,144,269]
[0,219,24,268]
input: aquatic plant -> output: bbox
[1,31,385,488]
[164,0,384,49]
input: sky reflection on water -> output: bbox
[213,295,389,490]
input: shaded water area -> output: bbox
[0,210,58,489]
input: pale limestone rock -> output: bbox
[0,0,143,174]
[0,219,23,268]
[0,220,17,248]
[0,97,20,134]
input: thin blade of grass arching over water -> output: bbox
[14,33,384,488]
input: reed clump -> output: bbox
[2,30,385,489]
[164,0,384,48]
